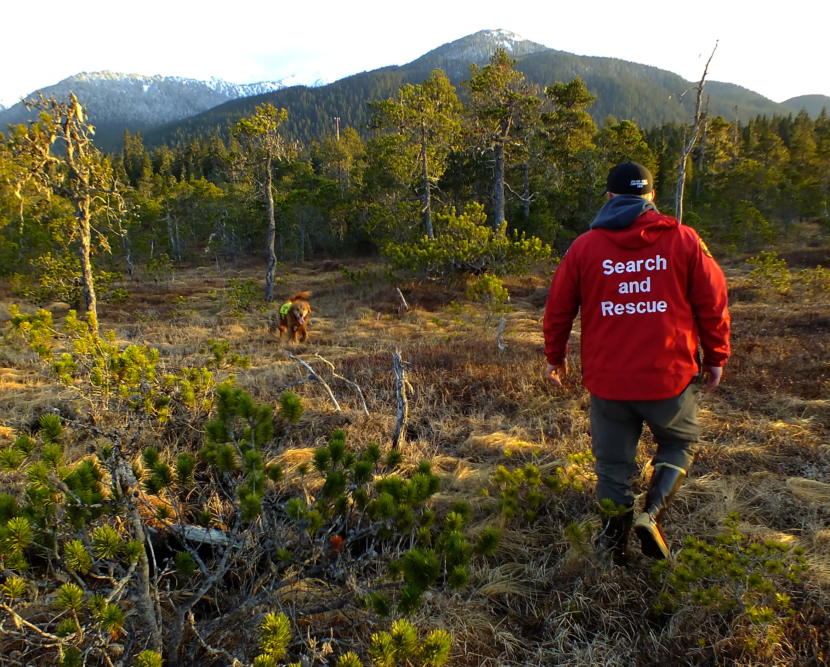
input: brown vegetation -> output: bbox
[1,253,828,666]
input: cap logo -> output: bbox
[630,179,648,188]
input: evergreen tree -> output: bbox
[312,124,366,194]
[595,119,657,175]
[465,49,541,229]
[369,69,462,238]
[537,78,601,236]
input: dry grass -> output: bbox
[1,255,829,666]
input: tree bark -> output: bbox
[77,195,98,330]
[122,229,134,278]
[522,161,531,222]
[493,142,506,229]
[264,155,277,302]
[420,123,434,239]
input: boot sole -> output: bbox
[634,515,670,559]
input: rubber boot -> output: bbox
[634,464,686,559]
[596,509,633,565]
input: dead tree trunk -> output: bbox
[675,42,718,223]
[392,351,409,450]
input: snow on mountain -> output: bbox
[61,71,289,101]
[404,29,549,79]
[0,71,291,150]
[421,29,549,64]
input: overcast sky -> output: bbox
[2,0,826,108]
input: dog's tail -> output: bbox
[290,291,311,301]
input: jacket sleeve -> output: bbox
[543,249,581,366]
[686,231,731,366]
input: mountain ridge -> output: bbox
[0,71,292,149]
[2,30,828,152]
[145,30,811,147]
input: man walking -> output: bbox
[543,161,730,564]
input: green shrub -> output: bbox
[1,305,496,664]
[254,611,291,663]
[746,250,791,294]
[145,252,173,283]
[651,514,808,650]
[382,202,551,280]
[794,265,830,295]
[199,338,250,368]
[225,277,266,315]
[10,253,120,307]
[104,286,130,304]
[465,273,511,323]
[369,618,452,667]
[492,451,593,524]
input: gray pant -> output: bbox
[589,384,700,508]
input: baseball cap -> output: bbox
[604,161,654,195]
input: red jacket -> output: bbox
[543,205,730,401]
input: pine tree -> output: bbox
[465,49,541,229]
[369,69,462,238]
[538,78,600,234]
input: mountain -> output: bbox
[0,72,288,151]
[144,29,794,148]
[403,28,550,80]
[781,95,830,117]
[1,30,817,153]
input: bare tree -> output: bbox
[675,43,718,223]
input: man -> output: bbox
[543,161,730,564]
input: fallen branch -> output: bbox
[286,353,341,411]
[395,287,409,312]
[314,354,370,416]
[0,601,66,644]
[98,430,164,656]
[56,414,163,653]
[188,610,245,667]
[167,519,241,663]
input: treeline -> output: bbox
[1,51,829,297]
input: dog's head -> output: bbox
[289,300,311,326]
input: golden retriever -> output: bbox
[272,292,312,343]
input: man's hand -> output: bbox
[545,360,568,387]
[702,365,723,392]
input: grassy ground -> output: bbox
[1,250,828,665]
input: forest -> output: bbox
[0,50,828,666]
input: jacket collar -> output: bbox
[590,195,658,230]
